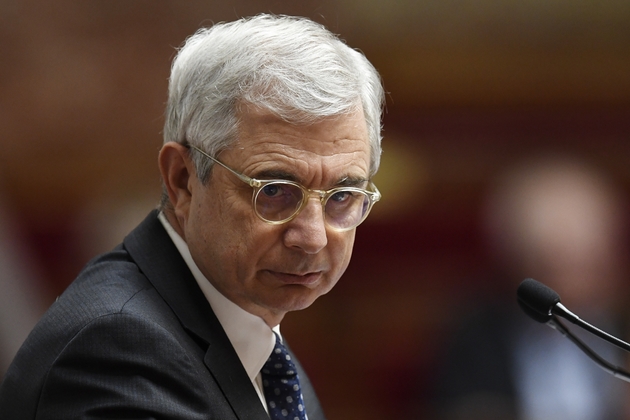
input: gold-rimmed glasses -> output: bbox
[188,145,380,231]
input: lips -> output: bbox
[265,270,323,285]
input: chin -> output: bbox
[270,286,323,312]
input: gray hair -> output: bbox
[163,14,384,187]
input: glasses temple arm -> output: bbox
[189,145,257,186]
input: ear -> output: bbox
[158,142,196,230]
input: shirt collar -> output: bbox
[157,212,277,382]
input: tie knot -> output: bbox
[262,334,297,377]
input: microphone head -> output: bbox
[517,278,561,323]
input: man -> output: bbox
[0,14,384,419]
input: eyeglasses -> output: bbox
[189,145,381,231]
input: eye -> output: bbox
[261,183,281,197]
[329,190,352,203]
[258,182,302,202]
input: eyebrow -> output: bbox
[252,169,300,182]
[252,170,368,188]
[337,177,369,188]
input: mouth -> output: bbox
[265,270,323,285]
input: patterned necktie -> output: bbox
[261,333,307,420]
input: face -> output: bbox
[181,105,371,326]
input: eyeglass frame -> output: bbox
[187,144,381,231]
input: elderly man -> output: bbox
[0,14,384,419]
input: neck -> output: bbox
[162,208,186,239]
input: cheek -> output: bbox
[212,212,276,280]
[186,191,237,266]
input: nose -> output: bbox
[283,197,328,254]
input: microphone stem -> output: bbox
[553,303,630,353]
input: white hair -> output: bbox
[163,14,384,184]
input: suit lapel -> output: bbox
[123,210,269,420]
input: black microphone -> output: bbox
[517,278,630,383]
[516,278,560,323]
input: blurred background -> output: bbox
[1,1,630,419]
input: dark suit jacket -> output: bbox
[0,210,326,420]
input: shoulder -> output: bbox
[24,242,189,362]
[1,309,219,419]
[42,245,160,334]
[0,245,211,418]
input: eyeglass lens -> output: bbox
[254,182,370,229]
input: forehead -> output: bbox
[227,105,371,184]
